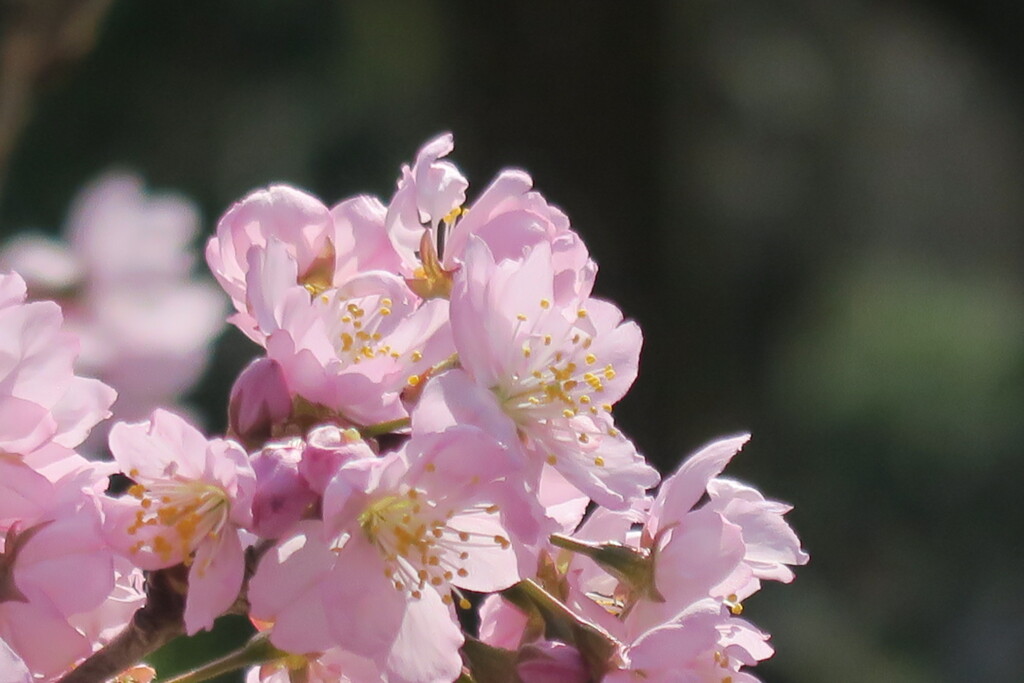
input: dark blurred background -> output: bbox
[2,1,1023,681]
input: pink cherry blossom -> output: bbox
[556,435,805,681]
[0,458,117,677]
[245,241,452,425]
[444,237,658,509]
[0,271,114,468]
[207,185,400,342]
[250,426,534,682]
[105,409,256,634]
[385,134,596,304]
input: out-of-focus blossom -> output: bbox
[0,173,226,431]
[104,409,255,634]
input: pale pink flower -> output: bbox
[386,134,596,304]
[105,409,255,634]
[437,238,657,509]
[552,436,805,681]
[206,185,399,341]
[603,600,770,683]
[0,271,114,468]
[245,240,452,425]
[0,458,117,677]
[250,427,533,682]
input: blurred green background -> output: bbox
[2,1,1023,681]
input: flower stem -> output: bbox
[161,633,284,683]
[56,567,187,683]
[359,416,412,438]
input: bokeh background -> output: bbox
[2,1,1023,681]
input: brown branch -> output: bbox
[56,566,187,683]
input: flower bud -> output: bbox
[251,441,317,539]
[298,425,375,495]
[228,357,292,450]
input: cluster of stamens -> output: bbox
[358,486,506,607]
[499,298,623,467]
[328,295,421,367]
[125,478,230,569]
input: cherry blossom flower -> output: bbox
[440,237,658,509]
[0,458,117,677]
[0,271,115,467]
[104,409,256,634]
[250,426,534,682]
[386,134,595,303]
[244,239,452,425]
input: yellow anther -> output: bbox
[540,298,551,309]
[594,457,605,467]
[407,375,421,387]
[411,350,423,362]
[546,455,557,465]
[585,353,597,365]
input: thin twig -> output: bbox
[56,566,187,683]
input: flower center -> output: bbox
[357,488,505,605]
[326,294,410,366]
[126,480,230,564]
[499,302,617,424]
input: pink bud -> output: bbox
[251,441,317,539]
[298,425,375,495]
[228,357,292,450]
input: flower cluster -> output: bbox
[0,135,806,682]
